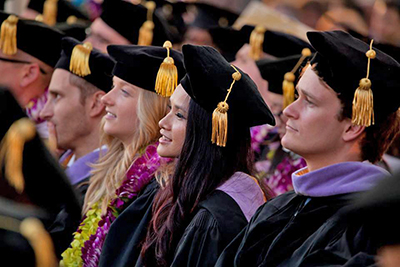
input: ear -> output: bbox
[88,91,106,117]
[342,119,366,142]
[20,63,41,88]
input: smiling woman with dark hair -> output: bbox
[139,44,275,267]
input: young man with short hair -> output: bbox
[216,30,400,266]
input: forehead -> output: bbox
[171,84,190,107]
[49,69,76,92]
[297,66,337,100]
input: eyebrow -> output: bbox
[174,104,188,113]
[296,86,318,102]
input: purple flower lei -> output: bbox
[81,144,161,267]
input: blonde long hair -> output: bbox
[83,89,169,215]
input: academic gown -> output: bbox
[216,162,389,267]
[98,178,160,267]
[135,190,249,267]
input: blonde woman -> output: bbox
[60,43,185,267]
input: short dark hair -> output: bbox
[310,63,400,163]
[69,74,100,105]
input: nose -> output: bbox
[159,110,172,131]
[283,100,299,120]
[39,98,54,121]
[101,89,115,107]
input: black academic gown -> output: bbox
[136,190,249,267]
[98,178,160,267]
[215,191,374,267]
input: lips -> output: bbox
[286,124,298,132]
[159,130,172,143]
[105,110,117,119]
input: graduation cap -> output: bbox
[154,0,188,44]
[180,44,275,147]
[188,3,238,29]
[257,50,313,108]
[107,41,185,97]
[240,25,313,61]
[0,87,80,222]
[54,16,91,42]
[208,26,247,62]
[308,30,400,126]
[55,37,115,92]
[28,0,89,26]
[0,197,57,267]
[0,11,65,68]
[100,0,173,46]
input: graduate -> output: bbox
[139,44,275,267]
[0,88,81,258]
[215,30,400,266]
[40,37,115,205]
[60,42,185,267]
[0,11,64,137]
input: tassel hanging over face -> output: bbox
[249,25,266,61]
[282,48,312,108]
[69,42,93,77]
[155,41,178,97]
[0,15,19,56]
[20,218,58,267]
[43,0,58,26]
[352,40,376,127]
[138,1,156,46]
[211,66,242,147]
[0,118,36,194]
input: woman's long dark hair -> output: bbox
[141,99,254,266]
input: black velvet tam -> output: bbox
[107,44,185,93]
[189,3,238,29]
[240,25,313,58]
[55,37,115,92]
[308,30,400,123]
[180,44,275,128]
[100,0,172,46]
[0,11,65,68]
[256,54,312,95]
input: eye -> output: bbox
[167,104,172,110]
[121,88,130,96]
[175,112,185,119]
[305,98,314,105]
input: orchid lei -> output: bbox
[61,144,161,267]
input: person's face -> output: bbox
[40,69,91,150]
[281,66,347,158]
[101,76,139,146]
[183,27,214,46]
[84,18,131,53]
[0,50,44,106]
[157,84,190,158]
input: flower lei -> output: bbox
[61,144,161,267]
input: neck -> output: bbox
[303,144,362,172]
[71,125,102,160]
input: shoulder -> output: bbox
[196,191,248,240]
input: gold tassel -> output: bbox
[211,65,242,147]
[352,40,376,126]
[155,41,178,97]
[43,0,58,26]
[138,1,156,46]
[69,42,93,77]
[282,48,312,108]
[0,118,36,194]
[0,15,19,56]
[249,25,266,61]
[20,218,58,267]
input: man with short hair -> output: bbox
[40,37,114,203]
[216,30,400,266]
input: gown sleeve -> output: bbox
[170,209,225,267]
